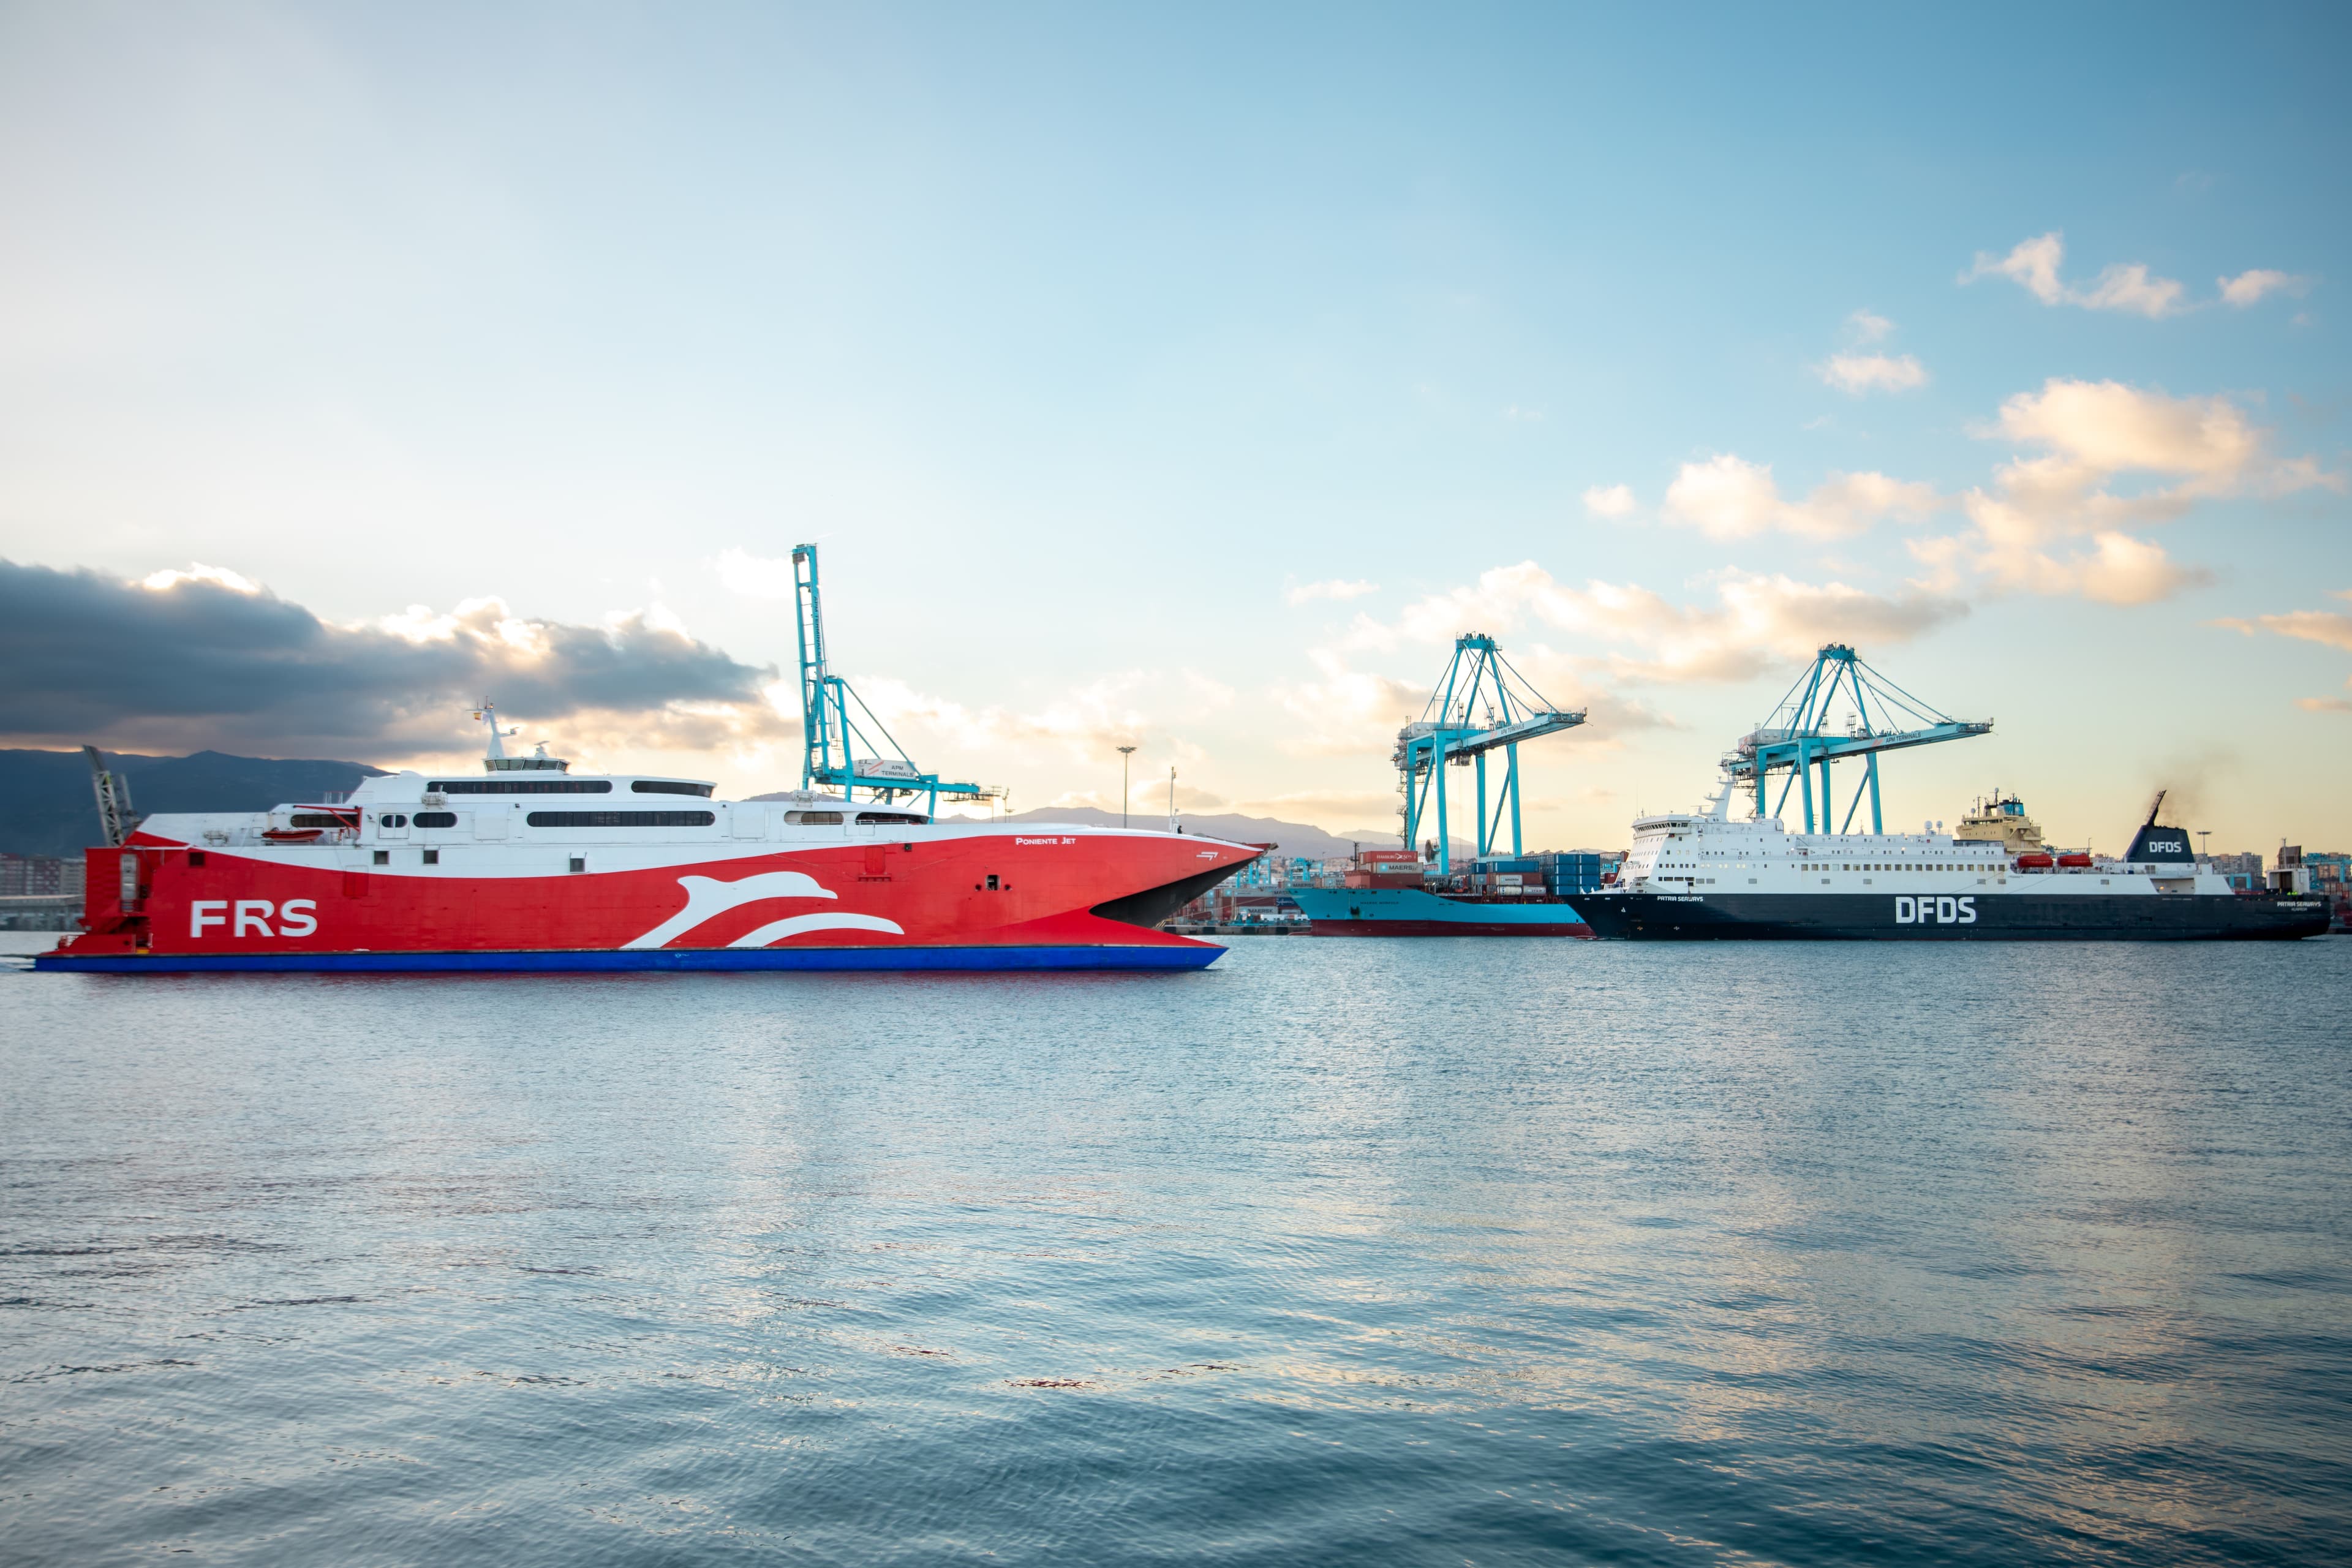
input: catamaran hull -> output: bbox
[35,833,1259,973]
[35,944,1220,974]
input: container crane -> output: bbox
[1727,643,1991,833]
[790,544,1008,818]
[1395,633,1586,873]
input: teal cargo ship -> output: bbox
[1288,885,1589,937]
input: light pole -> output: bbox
[1117,745,1136,829]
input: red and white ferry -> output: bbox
[37,717,1262,974]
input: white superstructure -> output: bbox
[1615,780,2238,903]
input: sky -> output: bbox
[2,1,2348,854]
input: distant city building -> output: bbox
[0,853,82,930]
[2304,852,2350,925]
[0,854,80,897]
[2206,851,2263,892]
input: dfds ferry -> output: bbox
[36,723,1263,974]
[1577,783,2328,941]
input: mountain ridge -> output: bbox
[0,748,387,859]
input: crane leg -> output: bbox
[1868,752,1883,834]
[1840,768,1871,833]
[1436,756,1451,874]
[1475,751,1488,858]
[1509,744,1523,856]
[1798,744,1815,833]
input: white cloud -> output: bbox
[1964,232,2070,304]
[1818,353,1928,395]
[2212,591,2352,653]
[2218,268,2311,307]
[1913,379,2337,605]
[712,547,799,599]
[855,671,1150,764]
[1964,234,2310,317]
[2214,592,2352,711]
[1271,647,1429,756]
[374,595,551,654]
[1581,483,1637,519]
[1349,560,1966,685]
[1285,578,1380,606]
[1991,377,2332,499]
[848,665,1232,773]
[140,562,258,595]
[2071,262,2187,318]
[1961,232,2187,318]
[1847,309,1894,344]
[1661,455,1940,540]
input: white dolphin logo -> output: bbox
[624,869,905,949]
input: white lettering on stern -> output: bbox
[190,898,317,939]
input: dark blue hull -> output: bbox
[31,943,1224,974]
[1578,891,2330,941]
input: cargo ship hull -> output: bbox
[1578,890,2331,941]
[1289,886,1590,937]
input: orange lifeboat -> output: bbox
[2056,852,2093,868]
[2015,851,2055,869]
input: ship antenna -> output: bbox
[472,698,520,761]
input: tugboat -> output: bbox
[1577,784,2329,941]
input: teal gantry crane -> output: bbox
[791,544,1007,817]
[1395,633,1586,872]
[1728,643,1991,833]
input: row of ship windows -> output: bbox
[1654,862,1990,873]
[316,809,932,831]
[1657,875,2000,886]
[420,779,714,797]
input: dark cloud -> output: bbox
[0,560,785,755]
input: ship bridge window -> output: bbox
[785,810,843,826]
[527,810,715,829]
[432,779,612,795]
[631,780,714,797]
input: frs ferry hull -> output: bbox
[1289,886,1590,937]
[36,786,1262,975]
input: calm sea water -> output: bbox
[4,932,2350,1566]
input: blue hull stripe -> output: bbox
[32,944,1224,974]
